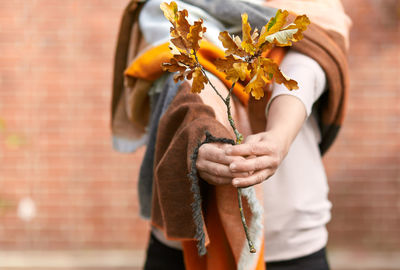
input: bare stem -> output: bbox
[224,84,243,144]
[238,188,256,253]
[225,87,255,254]
[193,52,255,253]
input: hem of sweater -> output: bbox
[264,226,328,262]
[151,226,183,250]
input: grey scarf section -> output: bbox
[138,74,182,219]
[181,0,277,33]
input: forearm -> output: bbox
[265,95,307,157]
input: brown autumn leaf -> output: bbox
[244,67,269,99]
[175,9,190,40]
[174,53,196,67]
[191,67,208,93]
[187,20,206,52]
[162,58,187,82]
[260,58,298,90]
[171,36,188,52]
[218,31,247,57]
[215,55,248,82]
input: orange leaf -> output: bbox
[215,55,248,82]
[191,67,208,93]
[187,20,206,52]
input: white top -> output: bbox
[139,0,332,261]
[263,51,330,261]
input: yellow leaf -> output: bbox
[260,58,298,90]
[160,1,178,24]
[244,68,269,99]
[264,28,299,46]
[257,9,289,47]
[241,13,256,55]
[215,55,248,82]
[264,14,310,46]
[218,31,246,57]
[191,67,208,93]
[284,15,310,41]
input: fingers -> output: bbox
[196,160,249,179]
[198,143,235,165]
[232,169,274,188]
[225,141,276,157]
[196,143,249,186]
[229,155,278,173]
[199,171,232,186]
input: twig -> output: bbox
[194,50,255,253]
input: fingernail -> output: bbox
[232,179,240,186]
[225,147,232,155]
[230,163,236,170]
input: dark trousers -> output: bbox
[143,233,185,270]
[143,232,330,270]
[266,248,330,270]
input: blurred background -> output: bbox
[0,0,399,269]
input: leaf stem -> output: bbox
[194,52,255,254]
[225,86,255,254]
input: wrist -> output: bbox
[260,130,290,161]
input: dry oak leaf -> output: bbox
[191,67,208,93]
[244,67,269,99]
[263,14,310,46]
[257,9,289,47]
[187,20,206,52]
[218,31,246,58]
[161,1,206,53]
[160,1,178,23]
[241,13,257,55]
[260,58,298,90]
[215,55,248,83]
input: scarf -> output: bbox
[110,0,351,269]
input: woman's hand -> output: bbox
[225,131,288,188]
[226,95,307,188]
[196,142,249,186]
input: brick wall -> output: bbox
[0,0,149,250]
[0,0,399,257]
[324,0,400,252]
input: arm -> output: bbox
[226,95,306,187]
[197,51,326,187]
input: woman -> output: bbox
[111,0,351,269]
